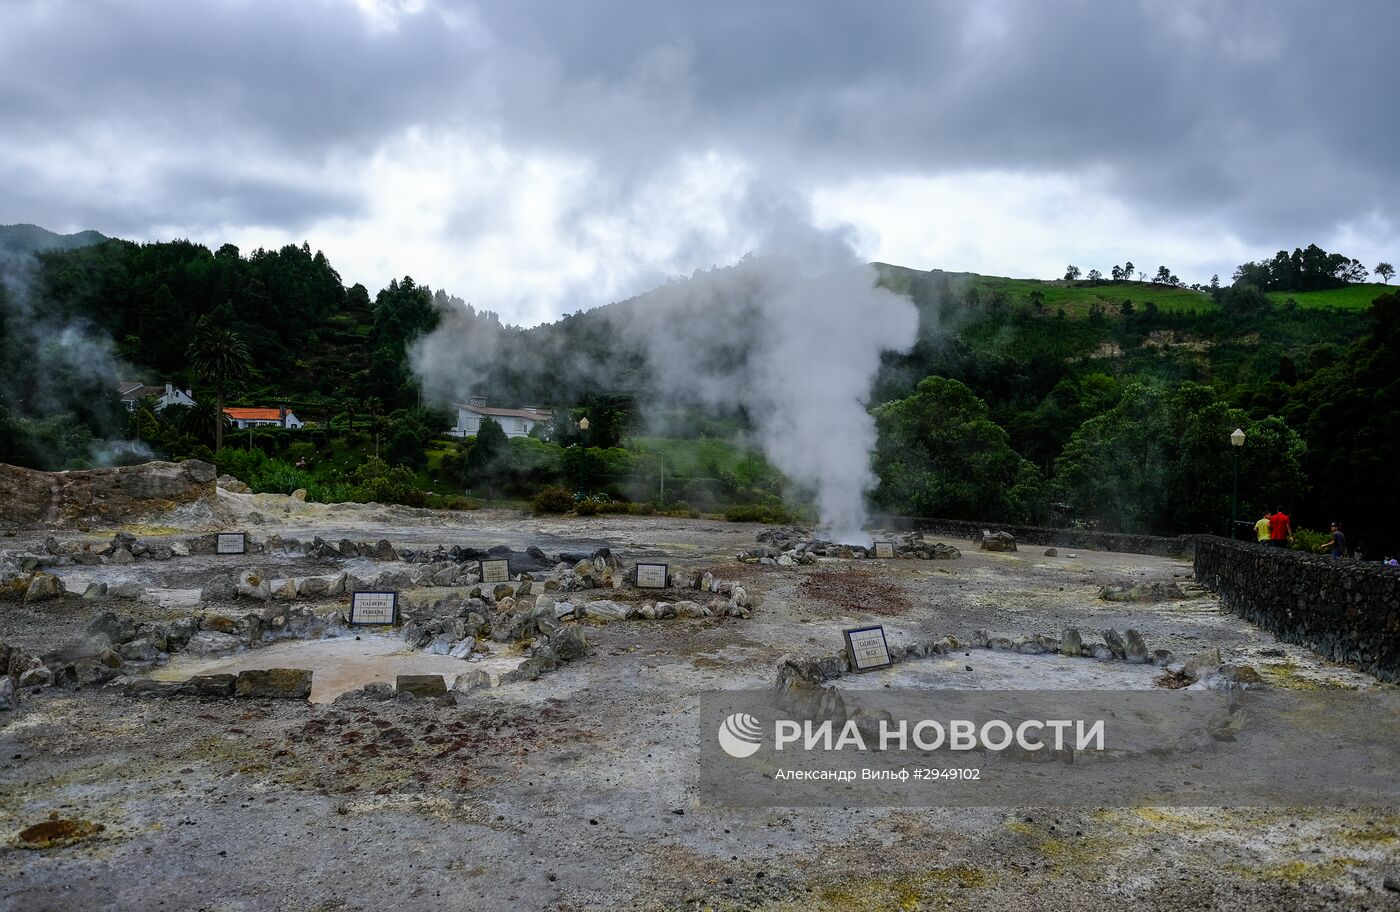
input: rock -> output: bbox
[24,573,65,603]
[298,576,331,598]
[1219,664,1264,687]
[550,626,588,662]
[236,570,272,602]
[492,582,515,602]
[18,666,52,688]
[110,548,135,564]
[270,578,299,600]
[200,573,238,601]
[372,540,398,561]
[1060,628,1082,657]
[338,539,361,558]
[396,674,447,698]
[979,531,1017,552]
[116,637,161,663]
[108,581,143,600]
[1182,648,1223,680]
[1098,581,1187,603]
[167,617,200,651]
[170,540,190,557]
[1123,629,1149,664]
[448,637,477,659]
[82,582,108,601]
[124,679,182,698]
[1101,629,1127,659]
[290,488,308,502]
[583,600,627,622]
[234,668,312,699]
[423,633,456,655]
[148,545,173,561]
[451,670,492,693]
[183,630,242,656]
[217,474,252,493]
[85,612,138,645]
[1090,643,1115,661]
[1044,547,1058,557]
[0,677,14,710]
[176,674,237,697]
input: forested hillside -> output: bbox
[1,226,1395,554]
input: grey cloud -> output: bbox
[1,0,1397,297]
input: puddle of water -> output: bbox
[152,634,523,702]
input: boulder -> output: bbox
[298,576,331,598]
[583,600,627,622]
[217,474,252,494]
[109,581,143,600]
[18,666,53,688]
[373,540,398,561]
[183,630,242,656]
[82,582,108,601]
[236,571,272,602]
[0,676,15,710]
[396,674,447,698]
[451,670,492,693]
[24,573,65,603]
[1060,628,1082,657]
[448,637,477,659]
[1101,629,1127,659]
[110,548,135,564]
[116,637,162,663]
[1123,629,1150,664]
[270,578,299,601]
[176,674,237,697]
[1182,648,1223,680]
[200,573,239,602]
[550,626,588,662]
[978,531,1017,552]
[234,668,312,699]
[1044,547,1059,557]
[423,633,456,656]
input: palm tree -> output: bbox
[186,315,252,452]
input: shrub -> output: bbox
[724,503,799,524]
[574,499,598,516]
[425,493,481,511]
[1289,527,1331,553]
[532,486,575,515]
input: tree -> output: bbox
[1110,265,1124,283]
[463,416,508,493]
[1053,382,1306,535]
[1086,268,1103,282]
[872,377,1045,522]
[1028,290,1046,313]
[1376,262,1395,284]
[1064,266,1081,281]
[1154,266,1172,285]
[186,314,251,452]
[1123,261,1135,282]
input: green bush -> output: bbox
[425,493,481,511]
[574,499,599,516]
[1289,527,1330,553]
[724,503,799,524]
[532,486,575,514]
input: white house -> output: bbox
[117,381,196,411]
[450,397,553,439]
[223,406,305,429]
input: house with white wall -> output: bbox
[223,406,305,429]
[450,397,552,439]
[117,381,196,411]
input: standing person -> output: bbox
[1268,507,1292,548]
[1315,522,1346,559]
[1254,512,1271,544]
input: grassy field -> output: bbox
[1266,283,1392,310]
[626,436,778,488]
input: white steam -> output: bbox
[411,254,918,542]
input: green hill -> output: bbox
[1266,283,1392,310]
[0,223,107,260]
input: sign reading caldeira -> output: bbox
[215,532,247,555]
[480,559,510,584]
[635,562,669,589]
[843,625,892,672]
[872,541,895,559]
[350,591,398,625]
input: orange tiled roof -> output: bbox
[223,407,288,421]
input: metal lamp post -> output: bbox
[1230,427,1246,538]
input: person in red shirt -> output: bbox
[1268,508,1292,547]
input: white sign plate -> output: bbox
[480,559,510,584]
[635,562,669,589]
[872,541,895,559]
[215,532,247,555]
[350,591,399,625]
[843,625,892,672]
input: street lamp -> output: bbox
[1230,427,1246,538]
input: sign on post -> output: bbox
[635,562,669,589]
[843,625,893,672]
[872,541,895,559]
[350,591,399,625]
[479,559,510,585]
[215,532,247,555]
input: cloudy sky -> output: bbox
[2,0,1397,325]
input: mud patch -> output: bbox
[14,814,106,849]
[798,566,913,616]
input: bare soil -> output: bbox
[1,493,1395,911]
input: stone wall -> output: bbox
[1194,536,1400,683]
[0,460,216,529]
[871,515,1196,558]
